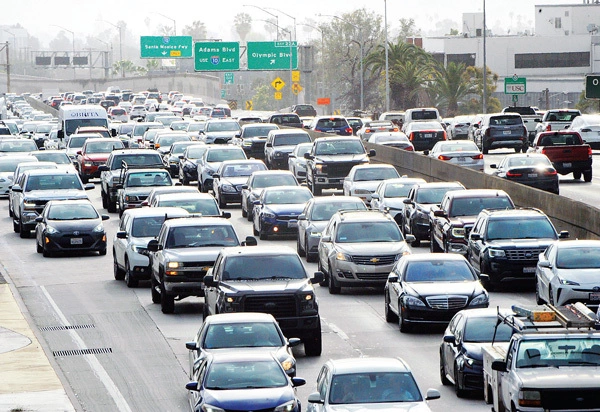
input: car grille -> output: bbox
[244,295,297,318]
[251,141,266,152]
[355,272,390,281]
[505,248,546,260]
[275,215,299,221]
[325,162,363,178]
[426,295,468,310]
[352,255,397,265]
[56,234,95,248]
[541,388,600,410]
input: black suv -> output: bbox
[473,113,528,154]
[203,245,324,356]
[466,208,568,289]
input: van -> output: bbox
[403,108,442,126]
[57,105,110,139]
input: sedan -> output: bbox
[184,312,300,378]
[370,177,426,226]
[35,199,109,257]
[212,159,267,207]
[178,145,209,185]
[288,142,313,181]
[356,120,399,141]
[403,121,447,151]
[186,352,305,412]
[241,170,299,220]
[536,239,600,306]
[568,114,600,149]
[425,140,484,172]
[384,253,489,333]
[368,131,414,151]
[439,308,513,397]
[252,186,313,240]
[342,163,401,205]
[0,155,37,197]
[150,192,226,217]
[490,153,559,194]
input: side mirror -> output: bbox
[425,389,441,401]
[242,184,248,190]
[212,173,220,179]
[221,212,231,219]
[490,164,498,169]
[266,142,273,147]
[371,193,380,200]
[147,239,161,252]
[242,236,257,246]
[321,235,331,243]
[185,341,198,351]
[185,382,199,392]
[116,231,127,239]
[112,129,117,137]
[423,150,430,156]
[312,271,324,284]
[11,185,22,193]
[387,274,399,283]
[404,234,416,243]
[77,150,82,155]
[307,392,324,405]
[288,337,301,347]
[291,377,306,388]
[443,335,456,344]
[98,165,109,172]
[470,233,481,241]
[84,183,95,190]
[559,231,569,239]
[433,209,445,217]
[35,216,43,223]
[101,215,110,221]
[203,274,217,287]
[368,149,376,157]
[491,360,507,372]
[252,200,261,206]
[538,259,551,268]
[304,152,313,159]
[402,198,412,205]
[298,214,306,221]
[479,274,490,283]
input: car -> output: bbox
[76,138,124,183]
[252,186,313,240]
[309,116,353,136]
[34,199,109,257]
[425,140,484,172]
[318,210,414,294]
[150,192,226,217]
[130,122,164,147]
[264,129,312,170]
[11,169,94,238]
[29,150,74,170]
[113,206,189,288]
[64,133,102,164]
[384,253,489,333]
[170,120,191,131]
[474,113,528,154]
[164,141,204,178]
[342,163,401,205]
[356,120,399,141]
[31,122,55,148]
[306,357,440,411]
[147,216,254,313]
[370,177,426,226]
[402,181,466,246]
[200,119,241,144]
[287,142,312,181]
[402,121,447,151]
[116,168,173,217]
[297,196,367,262]
[489,153,559,194]
[368,131,414,150]
[241,170,299,220]
[0,138,38,155]
[535,239,600,306]
[567,114,600,149]
[232,123,279,159]
[9,162,59,218]
[140,128,164,150]
[155,115,182,128]
[0,155,37,197]
[267,113,303,128]
[185,352,305,412]
[107,107,128,123]
[184,313,300,378]
[379,111,405,127]
[212,159,267,207]
[439,308,514,396]
[196,146,247,193]
[178,145,209,185]
[186,121,206,140]
[345,117,364,135]
[291,104,317,117]
[447,115,473,140]
[153,132,192,156]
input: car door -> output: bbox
[388,264,404,316]
[114,214,130,268]
[536,244,556,303]
[298,201,312,250]
[307,365,330,412]
[468,216,486,270]
[203,254,223,315]
[318,219,336,274]
[444,313,465,381]
[403,188,416,234]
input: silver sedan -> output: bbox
[425,140,484,172]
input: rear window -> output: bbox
[316,118,348,128]
[111,109,126,116]
[490,116,522,126]
[410,110,438,121]
[504,107,536,116]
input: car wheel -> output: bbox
[584,170,593,182]
[81,175,89,184]
[107,199,117,214]
[99,248,107,256]
[430,237,443,253]
[125,260,138,288]
[385,292,399,323]
[36,240,43,253]
[398,305,412,333]
[535,280,544,305]
[328,264,341,295]
[573,171,582,180]
[313,184,322,196]
[181,173,189,186]
[13,218,19,233]
[253,221,259,236]
[151,276,161,304]
[440,351,451,385]
[42,245,52,258]
[160,285,175,314]
[306,248,317,263]
[317,260,328,286]
[200,179,209,193]
[303,325,322,356]
[259,225,268,241]
[549,286,555,305]
[454,367,466,398]
[113,255,125,280]
[8,205,12,218]
[19,221,29,238]
[297,235,305,257]
[101,191,108,209]
[241,205,248,218]
[218,193,227,208]
[482,146,489,155]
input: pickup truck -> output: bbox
[530,131,592,182]
[483,303,600,412]
[502,106,541,142]
[534,109,581,137]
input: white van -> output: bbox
[57,105,110,139]
[403,107,442,126]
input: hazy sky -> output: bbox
[3,0,574,45]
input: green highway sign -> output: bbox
[504,76,526,94]
[195,42,239,71]
[224,72,234,84]
[140,36,193,59]
[247,41,298,71]
[585,75,600,99]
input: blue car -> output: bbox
[252,186,313,240]
[186,352,306,412]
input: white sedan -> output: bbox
[425,140,484,171]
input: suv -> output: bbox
[241,170,299,220]
[264,129,312,169]
[76,138,124,183]
[429,189,515,255]
[309,116,353,136]
[232,123,279,159]
[200,119,240,144]
[291,104,317,117]
[317,210,414,294]
[202,245,324,356]
[466,208,569,289]
[147,217,256,313]
[474,113,528,154]
[304,137,376,196]
[267,113,303,128]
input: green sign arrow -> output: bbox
[140,36,193,59]
[247,41,298,71]
[195,42,240,71]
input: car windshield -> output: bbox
[35,124,53,133]
[415,187,458,204]
[353,168,399,181]
[158,199,220,215]
[463,317,513,342]
[0,158,34,172]
[205,360,288,390]
[222,163,265,177]
[47,203,98,220]
[315,140,365,155]
[111,154,163,169]
[86,141,123,153]
[244,126,278,137]
[556,247,600,269]
[449,197,513,217]
[185,146,208,159]
[131,216,167,238]
[126,172,171,187]
[26,175,83,191]
[384,183,414,198]
[221,255,306,280]
[187,123,205,132]
[252,174,296,189]
[336,222,402,243]
[171,143,196,155]
[516,338,600,368]
[31,153,71,164]
[263,189,312,205]
[316,118,347,128]
[206,149,245,162]
[404,260,476,282]
[486,218,557,240]
[310,202,366,221]
[67,136,89,148]
[170,122,189,131]
[157,135,189,147]
[206,122,240,132]
[166,225,238,248]
[273,134,310,146]
[0,140,38,152]
[329,372,422,404]
[203,322,284,349]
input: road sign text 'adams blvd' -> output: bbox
[195,42,240,71]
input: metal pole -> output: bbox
[266,8,296,41]
[384,0,390,112]
[244,5,280,41]
[5,42,10,93]
[482,0,487,114]
[359,34,364,111]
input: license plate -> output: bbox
[457,157,465,162]
[528,173,538,178]
[288,220,298,228]
[590,292,600,301]
[423,133,433,138]
[523,267,536,273]
[503,130,512,135]
[563,162,571,168]
[70,238,83,245]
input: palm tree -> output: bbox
[233,13,252,42]
[427,62,476,117]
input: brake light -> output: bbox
[443,131,447,140]
[485,128,491,137]
[472,154,484,160]
[408,133,414,141]
[545,169,557,176]
[589,146,593,158]
[546,124,552,131]
[438,155,451,160]
[581,128,592,132]
[392,128,399,132]
[523,126,528,136]
[506,170,523,177]
[345,127,353,134]
[404,146,414,151]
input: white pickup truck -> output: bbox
[534,109,581,136]
[483,304,600,412]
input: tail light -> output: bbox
[472,154,484,160]
[581,128,592,132]
[408,133,414,141]
[154,143,160,148]
[366,129,373,133]
[545,169,557,176]
[485,128,491,137]
[442,131,447,140]
[506,170,523,177]
[392,128,399,132]
[345,127,353,134]
[438,155,451,160]
[404,146,414,151]
[523,126,528,136]
[546,124,552,131]
[541,147,548,155]
[588,146,593,158]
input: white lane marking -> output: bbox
[40,286,133,412]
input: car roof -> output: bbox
[122,206,189,219]
[208,351,279,364]
[552,239,600,249]
[269,129,309,135]
[444,189,509,198]
[219,245,297,258]
[350,163,396,170]
[335,210,394,222]
[414,181,464,189]
[327,357,410,374]
[155,192,215,201]
[24,169,79,176]
[380,177,426,185]
[309,196,364,204]
[314,136,360,142]
[401,253,467,263]
[202,312,278,325]
[110,149,161,155]
[46,199,94,207]
[483,208,546,218]
[219,159,265,166]
[250,170,295,177]
[163,217,232,228]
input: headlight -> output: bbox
[84,162,92,167]
[242,141,252,147]
[274,151,284,158]
[300,293,316,312]
[281,356,295,372]
[315,164,324,173]
[451,227,466,238]
[93,224,104,233]
[45,225,59,235]
[559,278,580,286]
[403,295,425,307]
[125,195,139,202]
[221,184,236,193]
[335,252,352,261]
[470,293,489,306]
[262,212,276,219]
[131,245,146,253]
[201,404,225,412]
[488,249,505,257]
[518,390,541,407]
[274,400,297,412]
[23,201,37,210]
[353,188,371,195]
[0,178,6,183]
[167,262,181,269]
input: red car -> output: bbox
[77,138,124,183]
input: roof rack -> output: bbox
[499,303,599,333]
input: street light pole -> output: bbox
[482,0,488,114]
[244,5,279,41]
[265,7,296,41]
[298,23,325,107]
[384,0,390,112]
[3,30,16,61]
[52,25,75,79]
[95,38,112,79]
[154,13,176,35]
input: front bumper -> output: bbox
[330,260,395,287]
[163,279,205,297]
[403,302,487,324]
[43,231,107,253]
[261,218,299,236]
[485,258,539,283]
[128,251,151,280]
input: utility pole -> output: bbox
[1,42,10,93]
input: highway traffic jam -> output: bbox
[2,90,600,412]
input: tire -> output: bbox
[113,255,125,280]
[549,286,555,305]
[151,276,161,304]
[181,174,189,186]
[36,240,43,253]
[440,352,451,385]
[385,293,399,323]
[99,248,107,256]
[573,171,582,180]
[107,200,116,214]
[8,205,12,218]
[454,368,466,398]
[480,261,495,292]
[125,261,138,288]
[313,184,322,196]
[306,251,317,263]
[584,170,593,182]
[304,326,322,356]
[81,175,89,184]
[241,205,247,218]
[13,219,19,233]
[200,179,208,193]
[297,236,305,257]
[399,305,412,333]
[202,301,210,318]
[430,235,443,253]
[259,227,268,241]
[514,147,521,153]
[482,146,489,155]
[160,284,175,314]
[535,281,544,305]
[328,264,341,294]
[42,245,51,258]
[410,237,420,248]
[101,191,108,209]
[19,221,29,238]
[318,260,328,286]
[217,192,227,208]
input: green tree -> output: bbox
[112,60,137,77]
[233,13,252,42]
[146,59,160,72]
[426,62,476,117]
[464,66,500,114]
[575,91,599,113]
[251,84,275,111]
[182,21,207,40]
[396,18,421,42]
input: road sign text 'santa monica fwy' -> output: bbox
[247,41,298,71]
[140,36,193,59]
[195,42,240,71]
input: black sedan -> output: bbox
[384,253,489,333]
[35,199,109,257]
[490,153,559,194]
[178,145,209,186]
[439,308,513,397]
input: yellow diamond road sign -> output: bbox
[274,92,282,100]
[271,77,285,91]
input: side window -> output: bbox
[448,313,461,335]
[440,196,449,212]
[545,244,555,261]
[316,366,330,400]
[213,255,223,280]
[157,226,168,245]
[455,315,466,342]
[120,215,128,231]
[506,340,516,369]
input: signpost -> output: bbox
[292,71,300,82]
[221,89,226,98]
[140,36,193,58]
[247,41,298,70]
[271,77,285,91]
[585,75,600,99]
[504,76,527,95]
[317,97,331,105]
[194,42,240,71]
[224,72,234,84]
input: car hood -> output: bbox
[350,181,382,192]
[271,145,296,154]
[205,131,238,137]
[555,268,600,284]
[448,216,477,227]
[203,386,294,411]
[219,279,311,294]
[49,219,102,232]
[517,367,600,389]
[314,154,369,163]
[124,187,164,196]
[416,204,436,213]
[325,402,432,412]
[24,190,88,200]
[82,153,110,162]
[163,247,226,261]
[486,238,556,249]
[263,204,306,215]
[381,198,407,209]
[405,281,482,298]
[338,242,409,255]
[245,136,267,142]
[221,177,250,186]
